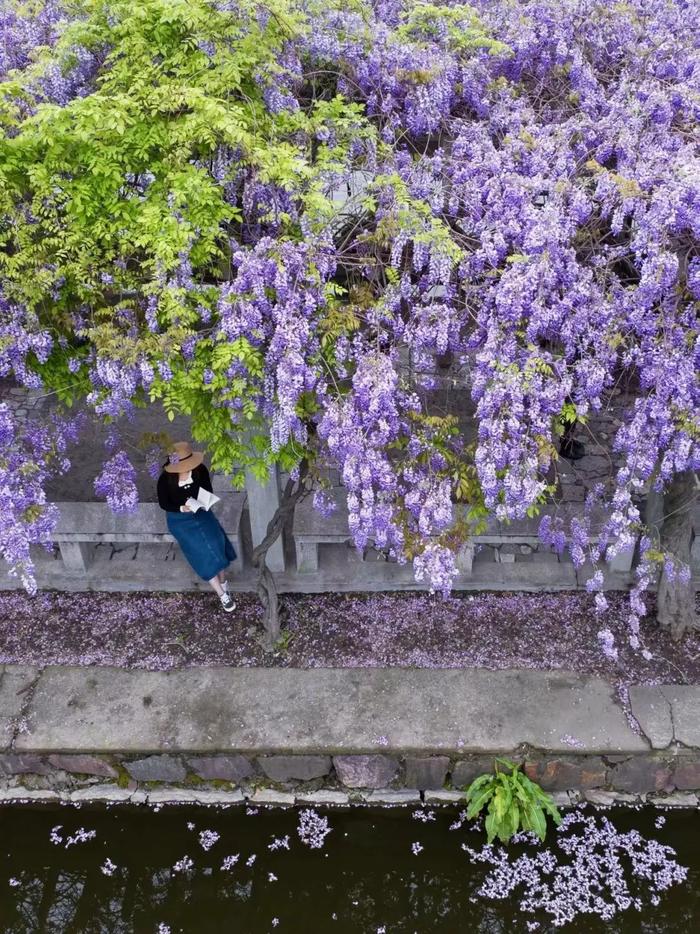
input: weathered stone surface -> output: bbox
[70,785,133,803]
[14,666,648,755]
[257,755,332,782]
[362,789,421,805]
[403,756,449,790]
[0,787,60,802]
[672,759,700,790]
[0,666,40,750]
[609,757,672,793]
[628,686,673,749]
[549,792,577,807]
[295,790,350,806]
[250,788,296,806]
[124,755,186,782]
[0,753,51,775]
[187,755,254,782]
[647,792,699,808]
[584,790,640,806]
[334,755,398,789]
[524,757,607,791]
[424,790,465,805]
[190,789,245,805]
[146,787,195,804]
[47,754,118,778]
[661,686,700,747]
[450,757,499,789]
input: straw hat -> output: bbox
[164,440,205,474]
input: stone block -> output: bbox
[496,547,516,564]
[628,687,673,749]
[0,754,51,776]
[124,755,186,782]
[187,755,254,783]
[647,792,698,808]
[403,756,450,790]
[609,757,672,793]
[362,789,421,805]
[70,785,133,803]
[333,755,399,789]
[549,792,576,807]
[0,787,60,802]
[660,686,700,747]
[672,759,700,791]
[0,666,41,750]
[450,757,499,790]
[455,543,474,575]
[524,757,607,791]
[606,545,635,574]
[190,789,245,806]
[250,788,296,806]
[424,790,465,805]
[295,540,319,573]
[257,755,332,782]
[295,790,350,806]
[47,754,118,778]
[583,790,640,806]
[58,541,94,572]
[147,788,196,804]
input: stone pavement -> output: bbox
[6,666,648,755]
[2,665,700,798]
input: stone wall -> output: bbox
[3,665,700,807]
[2,750,700,805]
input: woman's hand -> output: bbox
[181,505,192,513]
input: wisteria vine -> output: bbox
[0,0,697,645]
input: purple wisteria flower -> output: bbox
[297,809,332,849]
[93,451,139,513]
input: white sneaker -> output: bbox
[219,591,236,613]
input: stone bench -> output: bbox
[50,494,246,575]
[293,487,637,575]
[293,489,352,573]
[453,502,638,575]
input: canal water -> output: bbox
[0,803,697,932]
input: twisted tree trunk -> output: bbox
[656,470,698,639]
[250,459,310,649]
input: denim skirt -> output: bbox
[167,509,237,581]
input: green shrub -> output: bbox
[464,757,561,844]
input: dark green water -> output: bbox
[0,803,697,933]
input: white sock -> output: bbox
[221,579,229,592]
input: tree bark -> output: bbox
[250,459,310,649]
[656,470,698,639]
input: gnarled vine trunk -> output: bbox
[250,460,310,649]
[655,470,698,640]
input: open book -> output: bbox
[185,489,220,513]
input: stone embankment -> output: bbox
[1,666,699,806]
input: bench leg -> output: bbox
[58,542,94,573]
[296,540,319,573]
[233,532,244,575]
[455,543,474,576]
[606,546,635,574]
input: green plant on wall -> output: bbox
[464,758,561,844]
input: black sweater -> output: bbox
[157,464,213,513]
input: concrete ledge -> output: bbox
[2,664,700,799]
[11,666,649,755]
